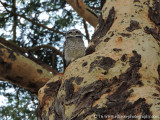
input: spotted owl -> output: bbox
[63,29,86,68]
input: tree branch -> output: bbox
[66,0,98,28]
[0,37,60,74]
[15,88,20,108]
[12,0,17,42]
[0,36,62,60]
[29,45,63,57]
[0,36,27,54]
[83,19,90,42]
[0,39,54,94]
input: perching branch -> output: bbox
[29,45,63,57]
[0,37,60,74]
[66,0,98,28]
[0,36,63,58]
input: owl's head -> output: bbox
[65,29,83,39]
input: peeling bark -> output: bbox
[92,7,115,39]
[148,0,160,25]
[126,20,141,32]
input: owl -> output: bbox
[63,29,86,68]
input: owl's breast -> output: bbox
[64,39,86,63]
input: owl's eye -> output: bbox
[76,36,82,38]
[75,31,80,34]
[68,32,72,34]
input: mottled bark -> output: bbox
[0,42,53,94]
[38,0,160,120]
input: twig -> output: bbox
[15,88,20,108]
[29,44,63,57]
[12,0,17,42]
[0,36,63,57]
[83,19,90,42]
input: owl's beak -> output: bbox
[72,31,77,36]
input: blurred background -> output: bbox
[0,0,101,119]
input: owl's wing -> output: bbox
[63,41,67,69]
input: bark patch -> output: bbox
[44,81,61,97]
[62,77,84,101]
[113,48,122,52]
[87,7,115,54]
[0,59,12,72]
[75,77,84,85]
[126,20,141,32]
[136,80,144,87]
[56,79,112,119]
[85,45,95,55]
[134,0,140,2]
[89,56,116,73]
[92,38,102,49]
[93,84,151,119]
[8,51,16,61]
[36,106,43,120]
[158,65,160,81]
[121,54,127,62]
[37,69,43,74]
[54,98,65,120]
[82,62,88,67]
[148,0,160,25]
[104,37,110,42]
[0,49,12,72]
[93,90,152,119]
[66,80,108,119]
[63,77,75,101]
[92,7,115,39]
[144,26,160,41]
[119,51,142,84]
[152,93,159,97]
[129,50,141,67]
[120,33,131,38]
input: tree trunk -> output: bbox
[38,0,160,119]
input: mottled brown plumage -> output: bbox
[63,29,86,68]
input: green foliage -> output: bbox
[0,0,100,119]
[0,81,38,120]
[84,0,101,14]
